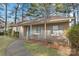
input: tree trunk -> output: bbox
[5,3,7,34]
[42,4,49,19]
[72,4,76,25]
[15,10,17,24]
[22,8,23,21]
[73,11,76,25]
[14,4,19,24]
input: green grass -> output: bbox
[0,35,16,55]
[24,41,60,56]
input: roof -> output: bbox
[9,16,74,27]
[0,19,5,28]
[0,19,5,23]
[9,22,21,27]
[20,16,74,26]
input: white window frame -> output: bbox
[52,25,64,36]
[53,25,59,31]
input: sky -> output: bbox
[0,3,30,23]
[0,3,74,23]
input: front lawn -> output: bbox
[0,35,16,55]
[24,41,60,56]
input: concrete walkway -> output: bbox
[6,39,32,56]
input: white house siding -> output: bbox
[0,20,5,32]
[0,27,5,32]
[19,26,25,39]
[23,26,30,40]
[12,27,17,32]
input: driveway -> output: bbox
[6,39,32,56]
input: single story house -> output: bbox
[0,19,5,32]
[10,16,74,40]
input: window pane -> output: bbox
[59,25,64,30]
[53,25,59,31]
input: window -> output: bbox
[59,25,64,30]
[52,25,64,35]
[53,25,59,31]
[36,26,41,33]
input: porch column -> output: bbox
[26,27,29,40]
[44,23,47,39]
[11,27,14,36]
[69,19,72,27]
[19,26,24,40]
[30,25,32,39]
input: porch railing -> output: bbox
[28,30,64,40]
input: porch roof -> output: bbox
[10,16,74,27]
[20,16,74,26]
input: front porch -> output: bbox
[14,16,74,41]
[23,22,69,41]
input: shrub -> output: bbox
[47,40,53,44]
[6,29,19,38]
[48,41,52,44]
[14,32,19,38]
[7,29,12,36]
[0,32,4,35]
[67,24,79,55]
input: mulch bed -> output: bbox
[27,39,60,49]
[26,39,72,55]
